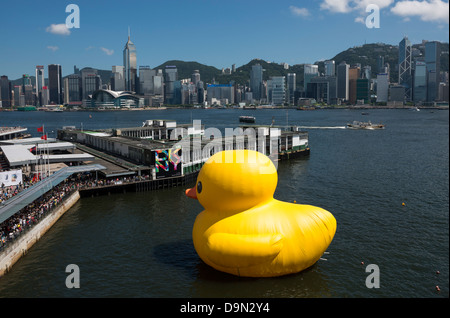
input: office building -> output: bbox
[269,76,285,105]
[307,76,337,105]
[13,85,23,107]
[304,64,319,92]
[377,56,385,74]
[207,84,234,105]
[376,73,389,102]
[153,69,164,96]
[48,64,63,104]
[0,76,11,108]
[66,74,82,103]
[192,70,200,86]
[413,60,427,102]
[337,62,349,101]
[250,64,263,101]
[35,66,45,106]
[287,73,296,105]
[164,66,178,104]
[112,66,125,91]
[390,84,405,103]
[81,68,101,100]
[123,31,137,92]
[349,65,361,104]
[324,60,335,77]
[139,66,154,96]
[398,36,412,101]
[425,41,441,102]
[356,78,370,104]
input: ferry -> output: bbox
[239,116,256,123]
[347,121,385,130]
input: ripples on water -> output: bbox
[0,109,448,298]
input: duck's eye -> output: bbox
[197,181,202,194]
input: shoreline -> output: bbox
[1,104,448,112]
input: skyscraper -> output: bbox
[304,64,319,92]
[164,66,178,104]
[67,74,82,102]
[139,66,154,95]
[287,73,296,105]
[349,65,361,104]
[324,60,335,77]
[112,66,125,91]
[0,76,11,108]
[81,68,100,100]
[48,64,62,104]
[425,41,441,102]
[414,60,427,102]
[123,29,137,92]
[376,73,389,103]
[35,66,45,106]
[250,64,263,101]
[337,62,349,101]
[398,36,412,101]
[270,76,285,105]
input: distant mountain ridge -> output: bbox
[11,42,449,88]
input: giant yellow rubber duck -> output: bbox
[186,150,336,277]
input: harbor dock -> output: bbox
[0,120,309,275]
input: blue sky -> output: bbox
[1,0,448,79]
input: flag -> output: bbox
[37,126,43,132]
[41,134,47,140]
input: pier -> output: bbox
[1,120,310,276]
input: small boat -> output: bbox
[347,121,385,130]
[239,116,256,123]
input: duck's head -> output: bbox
[186,150,278,214]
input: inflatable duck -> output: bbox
[186,150,336,277]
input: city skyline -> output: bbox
[1,0,449,80]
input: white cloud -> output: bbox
[391,0,449,24]
[320,0,353,13]
[46,23,71,36]
[100,47,114,56]
[47,46,59,52]
[354,16,366,24]
[352,0,394,11]
[320,0,394,12]
[289,5,310,17]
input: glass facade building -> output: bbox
[250,64,263,101]
[123,34,137,92]
[48,64,62,104]
[425,41,441,102]
[270,76,285,106]
[398,36,412,101]
[414,60,427,102]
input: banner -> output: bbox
[154,148,182,179]
[0,169,23,187]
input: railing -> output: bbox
[0,188,78,256]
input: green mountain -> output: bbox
[153,60,221,84]
[11,42,449,88]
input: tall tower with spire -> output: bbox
[123,27,137,92]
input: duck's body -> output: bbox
[186,150,336,277]
[193,199,336,277]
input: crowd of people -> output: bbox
[0,180,78,250]
[0,171,152,251]
[0,174,38,205]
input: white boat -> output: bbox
[347,121,385,130]
[239,116,256,123]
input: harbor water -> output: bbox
[0,108,448,298]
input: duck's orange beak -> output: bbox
[185,187,197,200]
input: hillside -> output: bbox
[10,42,449,89]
